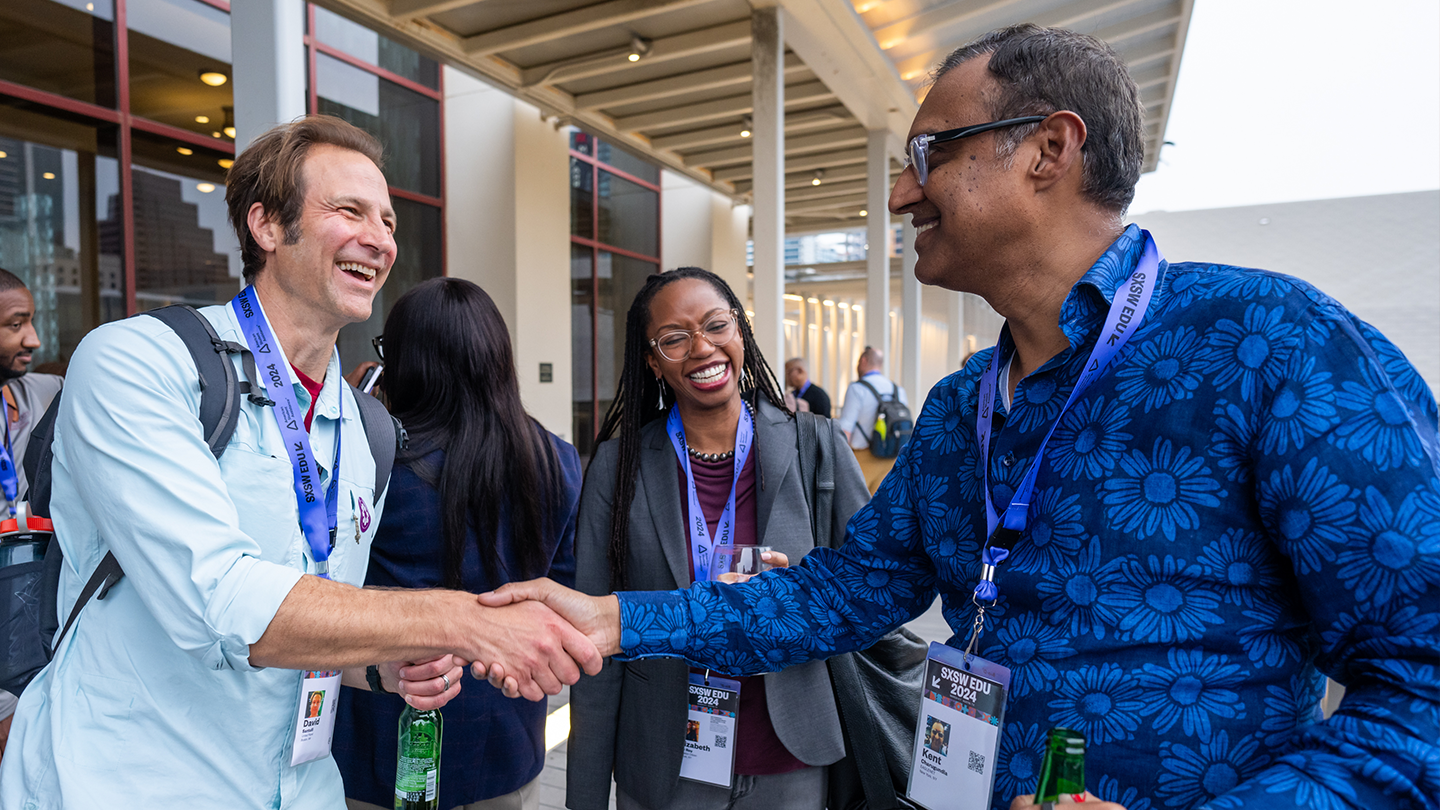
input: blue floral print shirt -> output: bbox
[616,225,1440,810]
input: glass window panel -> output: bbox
[570,243,593,458]
[569,130,593,156]
[597,171,657,258]
[336,197,440,372]
[569,157,592,239]
[0,122,123,366]
[313,6,438,89]
[596,140,659,185]
[316,53,440,197]
[0,0,117,107]
[126,0,234,143]
[129,133,240,311]
[594,250,656,429]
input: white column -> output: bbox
[901,218,921,399]
[231,0,307,151]
[749,6,786,370]
[865,129,890,372]
[947,290,967,372]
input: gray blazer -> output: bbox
[567,399,870,810]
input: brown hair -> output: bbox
[224,115,385,285]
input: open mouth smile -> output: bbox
[337,261,378,281]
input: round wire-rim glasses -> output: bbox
[650,310,740,362]
[903,115,1048,186]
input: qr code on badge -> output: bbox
[714,735,727,749]
[967,750,985,774]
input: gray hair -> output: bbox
[933,24,1145,214]
[785,357,808,371]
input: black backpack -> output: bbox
[0,305,403,695]
[857,378,913,459]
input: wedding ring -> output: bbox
[441,673,451,692]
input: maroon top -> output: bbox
[291,366,323,431]
[678,450,808,776]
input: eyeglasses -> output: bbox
[903,115,1048,186]
[650,310,739,362]
[372,335,384,361]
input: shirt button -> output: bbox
[1001,452,1015,468]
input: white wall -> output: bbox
[660,170,749,300]
[444,67,572,440]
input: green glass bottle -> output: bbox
[1035,726,1085,804]
[394,705,443,810]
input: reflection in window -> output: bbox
[594,250,656,426]
[0,132,123,365]
[0,0,118,107]
[597,171,658,257]
[571,244,593,458]
[126,0,234,143]
[570,158,593,240]
[316,53,439,197]
[125,164,239,310]
[596,141,659,185]
[336,196,441,369]
[312,6,438,89]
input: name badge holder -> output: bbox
[681,671,740,787]
[292,669,343,766]
[230,287,348,766]
[906,643,1011,810]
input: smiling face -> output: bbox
[889,56,1032,294]
[0,287,39,380]
[250,144,396,333]
[645,278,745,413]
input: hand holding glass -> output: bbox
[713,546,773,583]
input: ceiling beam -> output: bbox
[387,0,481,20]
[685,127,867,169]
[712,145,867,182]
[785,177,869,203]
[519,20,753,87]
[575,53,806,110]
[734,165,898,194]
[612,80,833,132]
[649,106,852,151]
[888,0,1136,68]
[461,0,713,57]
[787,193,869,216]
[872,0,1026,55]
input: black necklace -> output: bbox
[686,446,735,463]
[684,401,751,463]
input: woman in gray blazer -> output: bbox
[567,268,870,810]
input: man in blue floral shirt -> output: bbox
[483,24,1439,810]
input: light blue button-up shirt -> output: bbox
[0,300,385,809]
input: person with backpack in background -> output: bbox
[0,267,62,763]
[0,115,599,809]
[836,346,911,493]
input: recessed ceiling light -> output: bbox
[42,172,56,180]
[199,71,228,87]
[811,169,824,186]
[0,151,7,159]
[223,126,236,139]
[859,209,868,217]
[195,115,210,124]
[740,115,753,138]
[218,159,234,169]
[176,147,194,156]
[212,131,222,138]
[196,183,216,193]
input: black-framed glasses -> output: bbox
[650,310,739,362]
[903,115,1048,186]
[372,335,384,361]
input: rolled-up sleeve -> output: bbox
[52,318,303,671]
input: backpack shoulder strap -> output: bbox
[857,377,890,403]
[347,382,405,501]
[143,305,241,458]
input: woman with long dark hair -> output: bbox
[333,278,582,810]
[567,268,870,810]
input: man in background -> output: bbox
[0,267,63,762]
[836,346,908,492]
[785,356,831,416]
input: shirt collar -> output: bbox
[1056,224,1156,352]
[796,380,811,397]
[216,296,346,423]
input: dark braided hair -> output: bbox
[593,267,790,589]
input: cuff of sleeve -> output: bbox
[203,558,305,672]
[615,590,690,660]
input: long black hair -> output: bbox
[382,277,560,590]
[594,267,789,589]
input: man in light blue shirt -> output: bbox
[0,116,599,809]
[836,346,908,492]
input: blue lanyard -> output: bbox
[666,404,754,583]
[973,233,1163,603]
[230,287,343,579]
[0,407,15,518]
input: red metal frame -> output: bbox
[309,41,443,101]
[129,116,238,154]
[116,0,137,316]
[567,137,663,439]
[0,80,123,123]
[193,0,230,12]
